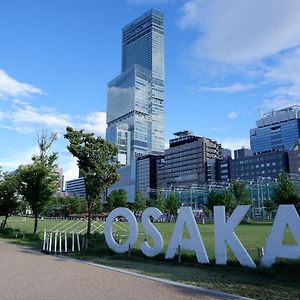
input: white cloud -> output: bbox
[0,146,39,170]
[11,105,71,128]
[228,111,239,119]
[63,157,79,183]
[198,83,255,93]
[180,0,300,63]
[0,69,43,99]
[79,111,107,135]
[260,48,300,110]
[219,137,250,153]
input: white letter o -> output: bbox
[104,207,138,253]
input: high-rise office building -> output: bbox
[250,106,300,154]
[106,10,165,165]
[157,131,221,188]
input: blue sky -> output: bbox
[1,0,300,181]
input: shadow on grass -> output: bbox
[0,228,43,250]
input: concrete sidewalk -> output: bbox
[0,242,248,300]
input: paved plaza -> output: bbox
[0,242,241,300]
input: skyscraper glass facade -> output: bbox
[106,9,164,164]
[250,106,300,154]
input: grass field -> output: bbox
[1,216,300,300]
[1,215,296,261]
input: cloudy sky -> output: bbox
[1,0,300,181]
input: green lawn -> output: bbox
[2,215,295,261]
[1,216,299,300]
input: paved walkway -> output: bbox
[0,242,239,300]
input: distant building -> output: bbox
[136,154,164,198]
[106,10,165,164]
[216,159,231,183]
[234,148,252,159]
[230,151,288,181]
[288,140,300,175]
[65,177,86,198]
[221,148,232,159]
[108,160,136,203]
[250,106,300,154]
[157,131,221,188]
[54,165,64,192]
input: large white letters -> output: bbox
[262,205,300,268]
[165,207,209,264]
[104,207,138,253]
[140,207,164,257]
[214,205,256,268]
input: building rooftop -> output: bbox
[256,105,300,128]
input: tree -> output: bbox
[134,191,146,211]
[64,126,119,235]
[0,167,5,181]
[206,189,222,212]
[166,194,180,215]
[0,175,19,229]
[114,189,127,207]
[206,188,235,214]
[231,180,252,205]
[107,190,117,212]
[18,132,58,234]
[272,172,300,209]
[264,199,275,219]
[155,191,165,212]
[107,189,127,210]
[222,189,236,214]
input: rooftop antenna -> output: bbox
[259,107,263,118]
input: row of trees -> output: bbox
[0,127,121,235]
[107,190,180,216]
[207,174,300,216]
[207,180,251,214]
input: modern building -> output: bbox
[108,161,137,203]
[221,148,232,159]
[136,154,164,198]
[230,150,289,181]
[54,165,64,192]
[288,140,300,175]
[65,177,86,198]
[106,9,165,165]
[234,148,252,159]
[250,106,300,154]
[157,131,221,188]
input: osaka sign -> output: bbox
[104,205,300,268]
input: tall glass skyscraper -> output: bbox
[106,10,165,165]
[250,106,300,154]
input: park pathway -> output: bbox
[0,242,240,300]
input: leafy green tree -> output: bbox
[18,132,58,234]
[114,189,127,207]
[64,127,119,235]
[222,189,236,214]
[207,189,236,214]
[155,191,165,212]
[134,191,146,211]
[0,175,19,229]
[231,180,252,205]
[206,189,222,212]
[0,167,5,181]
[166,194,180,215]
[107,190,117,211]
[272,172,300,209]
[264,199,276,219]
